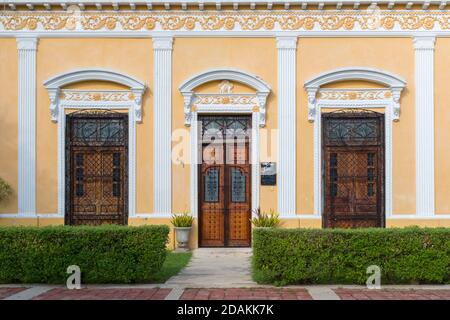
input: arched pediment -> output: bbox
[44,68,146,122]
[304,67,406,122]
[179,68,271,94]
[44,68,146,90]
[304,67,406,89]
[179,68,271,127]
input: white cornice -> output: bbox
[304,67,407,89]
[179,68,271,93]
[44,68,146,90]
[2,1,447,5]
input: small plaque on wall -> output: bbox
[261,162,276,186]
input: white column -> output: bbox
[153,37,173,215]
[276,36,297,216]
[17,37,38,216]
[414,36,435,217]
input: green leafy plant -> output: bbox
[171,212,194,228]
[0,225,169,284]
[251,208,280,228]
[0,177,12,204]
[252,227,450,286]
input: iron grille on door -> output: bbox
[322,110,385,228]
[65,111,128,225]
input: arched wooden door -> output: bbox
[198,116,252,247]
[322,110,385,228]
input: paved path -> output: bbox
[165,248,257,288]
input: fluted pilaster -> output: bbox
[277,37,297,216]
[17,37,38,216]
[153,37,173,215]
[414,36,435,216]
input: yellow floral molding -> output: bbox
[1,10,450,31]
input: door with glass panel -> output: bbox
[198,116,252,247]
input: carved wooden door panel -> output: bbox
[66,112,128,225]
[323,111,384,228]
[199,116,252,247]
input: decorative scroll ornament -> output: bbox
[2,10,450,32]
[219,80,233,94]
[307,88,317,122]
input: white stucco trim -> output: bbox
[304,67,406,220]
[277,36,297,216]
[180,68,271,127]
[44,69,146,219]
[153,37,173,216]
[187,107,261,218]
[16,37,38,216]
[414,35,436,217]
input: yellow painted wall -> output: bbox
[297,38,416,215]
[0,39,18,214]
[36,38,154,214]
[171,38,278,214]
[435,38,450,214]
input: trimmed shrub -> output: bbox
[252,227,450,285]
[0,225,169,284]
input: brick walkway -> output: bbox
[1,286,450,300]
[31,288,171,300]
[0,287,27,299]
[335,288,450,300]
[180,288,313,300]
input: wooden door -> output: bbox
[199,116,252,247]
[322,111,384,228]
[66,112,128,225]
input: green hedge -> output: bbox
[252,227,450,285]
[0,225,169,284]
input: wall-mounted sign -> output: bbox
[261,162,276,186]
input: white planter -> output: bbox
[174,227,192,251]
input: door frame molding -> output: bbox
[305,67,406,219]
[190,108,260,219]
[44,69,146,218]
[65,112,129,225]
[180,68,271,218]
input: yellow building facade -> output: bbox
[1,1,450,248]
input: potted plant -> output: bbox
[251,208,280,228]
[171,212,194,251]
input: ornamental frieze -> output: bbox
[318,89,392,101]
[61,90,134,102]
[1,10,450,32]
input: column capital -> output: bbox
[413,36,436,50]
[276,36,297,50]
[16,37,38,51]
[152,36,173,51]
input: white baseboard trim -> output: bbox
[0,213,62,219]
